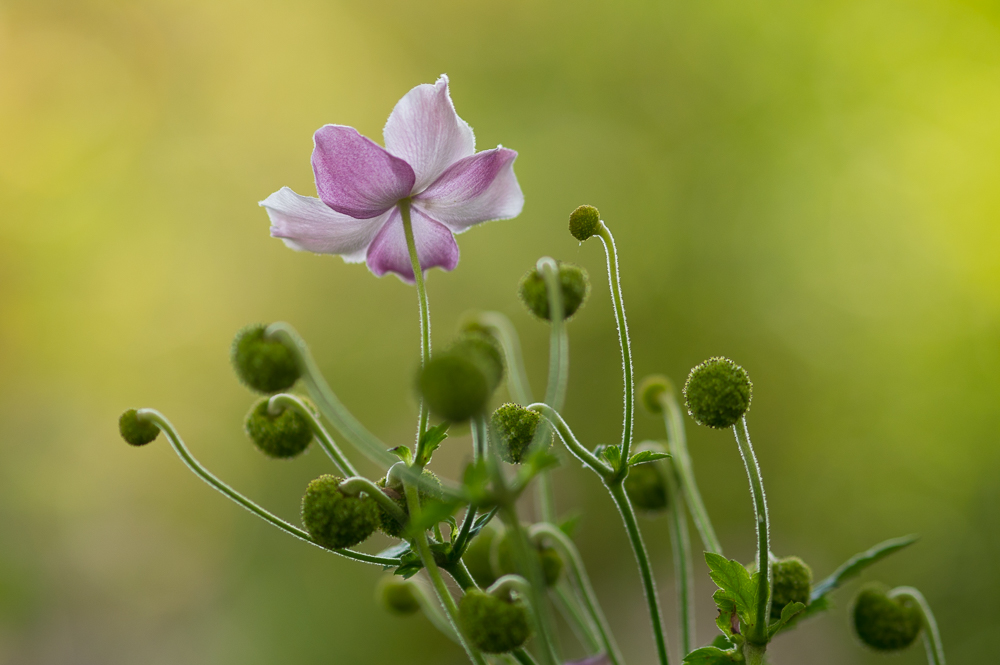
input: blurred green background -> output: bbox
[1,0,998,663]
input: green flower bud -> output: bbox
[459,589,532,654]
[491,403,548,464]
[682,357,752,429]
[495,528,563,587]
[624,462,669,514]
[375,470,444,538]
[244,397,313,459]
[376,575,421,616]
[569,205,601,241]
[770,556,812,619]
[852,584,922,651]
[450,332,504,392]
[417,354,491,422]
[301,475,379,549]
[463,527,499,588]
[639,375,674,415]
[518,261,590,322]
[119,409,159,446]
[230,323,299,394]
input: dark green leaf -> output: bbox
[394,550,424,579]
[416,422,450,465]
[468,506,499,540]
[376,541,412,561]
[774,595,831,636]
[767,602,805,638]
[682,646,742,664]
[811,535,919,601]
[388,446,413,465]
[628,450,671,466]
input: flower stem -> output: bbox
[596,222,634,464]
[888,587,946,665]
[664,460,695,655]
[661,393,722,555]
[337,476,407,525]
[732,417,770,645]
[608,481,671,665]
[400,200,432,445]
[528,404,613,479]
[551,583,601,654]
[133,409,401,567]
[267,393,358,476]
[473,311,534,406]
[537,257,569,523]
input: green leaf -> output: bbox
[599,444,623,469]
[810,535,919,601]
[710,635,735,650]
[767,602,805,638]
[773,595,831,636]
[388,446,413,465]
[682,646,742,664]
[394,550,424,579]
[467,506,499,540]
[416,422,450,465]
[628,450,671,466]
[405,498,461,537]
[705,553,759,627]
[557,512,583,538]
[376,541,412,563]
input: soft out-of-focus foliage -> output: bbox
[1,1,998,663]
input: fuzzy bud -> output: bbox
[244,397,313,459]
[624,462,669,514]
[450,332,504,392]
[639,375,674,415]
[464,527,499,588]
[230,324,299,394]
[569,205,601,241]
[119,409,159,447]
[375,470,444,538]
[495,528,563,587]
[459,589,532,654]
[770,556,812,619]
[417,354,491,422]
[518,261,590,322]
[491,403,548,464]
[301,475,379,549]
[852,584,922,651]
[376,576,421,616]
[683,357,752,428]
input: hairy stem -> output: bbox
[733,417,771,644]
[537,256,569,523]
[528,404,613,479]
[889,587,946,665]
[596,222,634,464]
[267,393,358,476]
[664,460,695,655]
[401,200,432,448]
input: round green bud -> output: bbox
[301,475,379,549]
[569,205,601,241]
[683,357,752,428]
[459,589,532,654]
[770,556,812,619]
[518,261,590,322]
[624,462,669,514]
[244,397,313,459]
[639,375,674,415]
[417,354,491,422]
[495,528,563,587]
[376,576,421,616]
[119,409,159,446]
[491,403,548,464]
[375,470,444,538]
[464,528,499,589]
[450,332,504,392]
[852,584,922,651]
[230,323,299,394]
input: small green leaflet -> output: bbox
[387,445,413,464]
[598,444,623,469]
[681,646,742,664]
[467,506,499,541]
[393,550,424,579]
[773,595,831,636]
[375,541,412,569]
[705,552,759,629]
[404,498,461,537]
[628,450,671,466]
[416,422,450,466]
[558,512,583,538]
[810,534,919,601]
[767,602,805,638]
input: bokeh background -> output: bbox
[2,0,998,663]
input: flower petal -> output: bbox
[413,147,524,232]
[365,207,459,283]
[383,74,476,193]
[260,187,388,262]
[312,125,415,219]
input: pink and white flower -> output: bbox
[260,75,524,283]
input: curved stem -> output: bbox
[889,587,946,665]
[401,200,432,447]
[528,404,613,479]
[664,460,695,655]
[536,257,569,524]
[474,311,533,406]
[411,579,462,644]
[530,524,623,665]
[732,417,770,644]
[551,583,601,655]
[447,559,479,591]
[265,322,392,467]
[134,409,401,567]
[596,222,634,464]
[338,476,407,525]
[267,393,358,476]
[608,481,670,665]
[661,393,722,554]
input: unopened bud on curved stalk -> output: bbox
[450,332,505,392]
[623,442,669,514]
[770,556,812,619]
[244,397,313,459]
[231,323,300,393]
[375,468,443,538]
[518,261,590,322]
[376,576,422,616]
[568,205,601,241]
[683,357,752,429]
[418,334,504,422]
[494,527,563,587]
[491,403,549,464]
[459,586,532,654]
[119,409,160,446]
[852,584,923,651]
[638,375,674,415]
[301,475,380,549]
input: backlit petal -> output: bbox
[365,207,459,283]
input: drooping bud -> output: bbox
[639,375,674,415]
[375,469,444,538]
[244,397,313,459]
[518,261,590,322]
[463,527,499,588]
[417,354,491,422]
[624,462,669,514]
[230,323,299,394]
[119,409,159,446]
[459,589,532,654]
[495,527,563,587]
[682,357,752,428]
[852,584,922,651]
[450,332,504,392]
[770,556,812,619]
[491,403,548,464]
[301,475,379,549]
[376,575,421,616]
[569,205,601,241]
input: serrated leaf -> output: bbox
[599,444,623,468]
[705,553,759,627]
[682,646,742,664]
[628,450,672,466]
[388,446,413,464]
[416,422,450,465]
[810,535,918,601]
[767,602,805,638]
